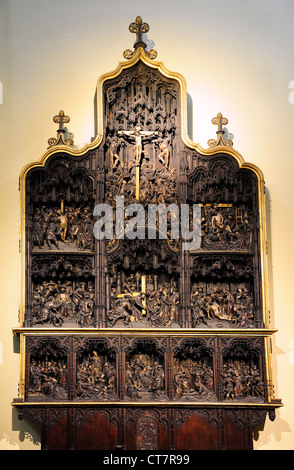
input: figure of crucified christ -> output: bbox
[118,126,158,166]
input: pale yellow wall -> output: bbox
[0,0,293,450]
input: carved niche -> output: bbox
[26,336,70,401]
[75,338,118,401]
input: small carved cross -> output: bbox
[211,112,228,133]
[53,110,70,132]
[48,110,74,149]
[129,16,149,49]
[123,16,157,60]
[208,112,233,148]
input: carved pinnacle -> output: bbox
[123,16,157,60]
[47,110,74,149]
[130,16,149,50]
[208,112,233,148]
[53,110,70,132]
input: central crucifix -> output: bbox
[118,126,158,200]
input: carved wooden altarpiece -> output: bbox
[13,17,282,450]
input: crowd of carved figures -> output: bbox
[29,205,94,251]
[222,360,264,400]
[105,156,177,207]
[173,358,215,400]
[28,200,252,252]
[27,342,264,402]
[76,351,117,400]
[191,283,254,328]
[31,280,95,327]
[29,358,68,400]
[200,204,252,250]
[30,276,255,329]
[125,354,166,400]
[107,274,179,328]
[105,87,177,138]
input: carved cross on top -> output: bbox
[53,110,70,132]
[208,112,233,148]
[47,110,74,149]
[211,112,228,133]
[129,16,149,50]
[123,17,157,60]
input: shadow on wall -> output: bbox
[7,337,42,448]
[0,410,41,450]
[265,187,275,330]
[253,403,291,449]
[11,407,41,449]
[252,186,291,449]
[187,93,193,140]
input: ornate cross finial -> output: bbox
[47,110,75,149]
[53,110,70,131]
[123,16,157,60]
[212,112,228,133]
[207,112,233,148]
[130,16,149,50]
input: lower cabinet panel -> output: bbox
[16,405,271,450]
[174,409,221,450]
[74,409,119,450]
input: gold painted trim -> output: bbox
[265,336,276,402]
[12,401,283,409]
[18,334,26,401]
[13,327,278,337]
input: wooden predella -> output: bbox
[13,17,282,450]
